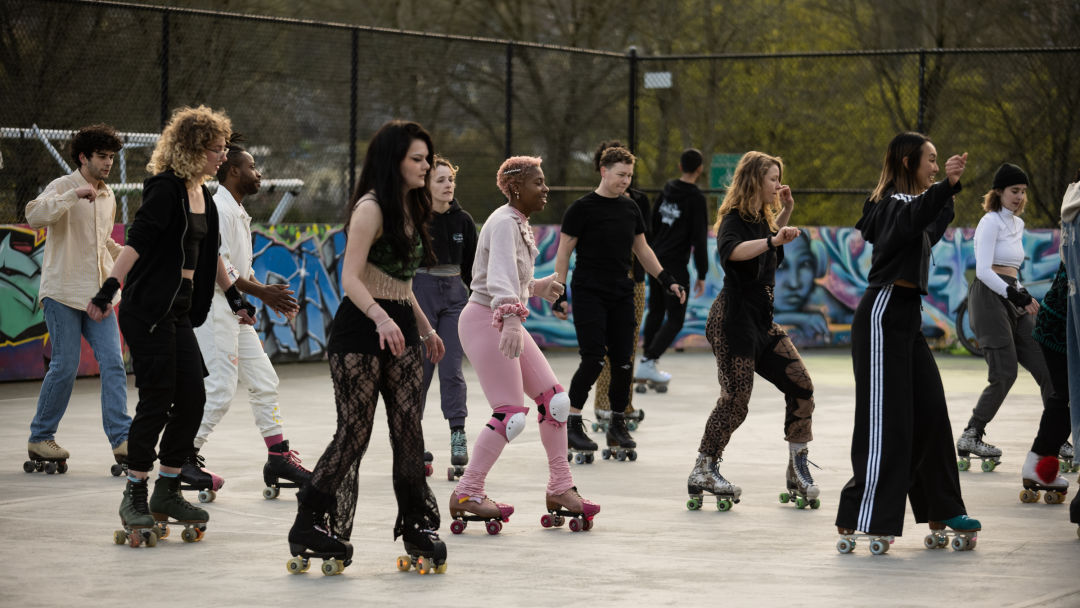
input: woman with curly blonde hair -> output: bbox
[687,150,818,512]
[88,105,254,546]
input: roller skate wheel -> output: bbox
[144,531,158,547]
[111,464,124,477]
[197,489,213,503]
[44,462,57,475]
[156,523,169,539]
[779,492,790,504]
[1020,489,1039,503]
[1045,492,1064,505]
[869,539,888,555]
[586,453,594,464]
[128,531,141,548]
[286,557,308,574]
[57,461,67,474]
[553,515,565,527]
[181,527,198,543]
[601,449,611,460]
[591,422,600,432]
[1061,460,1071,473]
[568,517,582,532]
[113,530,126,545]
[656,384,668,393]
[435,563,447,574]
[796,497,807,509]
[566,453,572,463]
[810,498,821,509]
[957,459,970,471]
[540,514,553,528]
[836,538,854,554]
[686,498,701,510]
[424,464,433,477]
[574,453,584,464]
[417,556,433,575]
[34,461,44,472]
[716,499,732,512]
[981,459,996,472]
[923,534,938,549]
[628,450,638,462]
[615,451,626,462]
[263,486,280,500]
[950,536,967,551]
[635,384,647,394]
[485,520,502,535]
[582,518,594,531]
[322,559,343,576]
[396,556,412,572]
[627,420,638,431]
[22,461,34,473]
[449,519,466,534]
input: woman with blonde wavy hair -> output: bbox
[88,105,254,546]
[687,150,819,512]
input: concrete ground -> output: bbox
[1,349,1077,607]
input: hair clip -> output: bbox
[502,168,523,175]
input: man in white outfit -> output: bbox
[186,140,310,499]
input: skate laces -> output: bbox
[280,449,305,469]
[44,440,63,450]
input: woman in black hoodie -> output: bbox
[835,131,981,553]
[88,105,254,546]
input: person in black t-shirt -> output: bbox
[553,146,685,460]
[688,151,819,511]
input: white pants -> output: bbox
[193,292,283,448]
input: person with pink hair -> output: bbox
[448,156,600,535]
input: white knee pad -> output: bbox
[548,392,571,423]
[504,412,527,442]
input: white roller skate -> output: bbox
[956,427,1001,472]
[686,453,741,511]
[780,443,821,509]
[1020,451,1069,504]
[633,358,670,394]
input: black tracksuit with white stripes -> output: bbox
[836,179,968,536]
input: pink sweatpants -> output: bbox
[454,301,574,497]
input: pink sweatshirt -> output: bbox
[469,204,539,325]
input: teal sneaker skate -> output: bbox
[924,515,980,551]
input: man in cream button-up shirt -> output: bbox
[23,124,132,471]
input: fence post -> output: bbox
[160,11,170,129]
[349,28,358,199]
[628,46,638,154]
[505,42,513,159]
[917,49,926,133]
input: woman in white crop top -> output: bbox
[957,164,1065,483]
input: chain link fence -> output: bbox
[3,0,1079,228]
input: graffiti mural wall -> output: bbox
[0,223,1062,382]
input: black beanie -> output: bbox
[992,163,1028,190]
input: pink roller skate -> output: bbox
[448,492,514,535]
[541,486,600,532]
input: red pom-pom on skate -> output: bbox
[1035,455,1059,484]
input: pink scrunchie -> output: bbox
[491,302,529,330]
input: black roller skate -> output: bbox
[262,440,311,499]
[24,440,69,475]
[592,407,645,432]
[180,450,224,503]
[396,524,447,575]
[956,427,1001,472]
[780,444,821,509]
[287,502,354,576]
[601,411,637,461]
[686,453,741,511]
[1059,441,1077,473]
[423,450,434,477]
[447,428,468,481]
[150,475,209,543]
[110,440,128,477]
[114,478,158,548]
[567,414,597,464]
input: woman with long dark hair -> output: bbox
[835,132,981,554]
[286,120,447,576]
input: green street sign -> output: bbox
[709,153,742,189]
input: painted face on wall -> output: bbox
[774,233,817,312]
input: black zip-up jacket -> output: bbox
[422,199,478,286]
[650,179,709,279]
[121,171,220,329]
[856,179,960,295]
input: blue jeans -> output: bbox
[28,298,131,447]
[1063,215,1080,446]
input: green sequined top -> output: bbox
[1032,262,1067,353]
[368,232,423,280]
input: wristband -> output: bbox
[766,235,776,251]
[91,277,121,313]
[420,329,436,342]
[657,269,678,290]
[225,284,257,317]
[1005,285,1033,308]
[553,293,567,311]
[376,317,394,328]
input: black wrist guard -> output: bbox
[225,284,257,317]
[1005,285,1033,308]
[658,269,678,290]
[91,277,121,313]
[766,235,776,251]
[553,293,567,312]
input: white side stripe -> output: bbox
[857,285,892,532]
